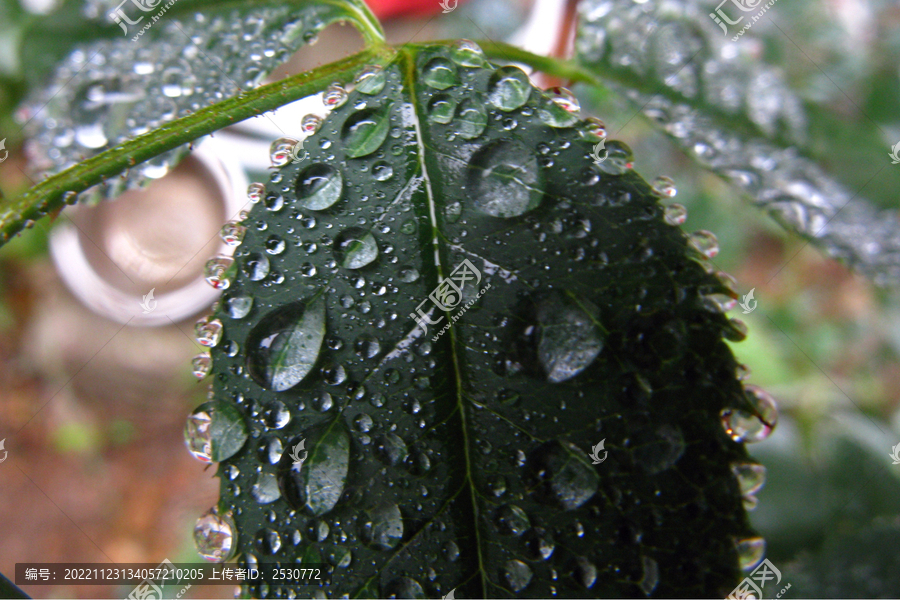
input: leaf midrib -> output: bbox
[400,46,488,597]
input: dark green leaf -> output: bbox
[202,42,763,598]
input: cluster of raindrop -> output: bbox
[577,0,900,285]
[18,5,338,203]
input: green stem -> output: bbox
[0,46,391,244]
[476,40,603,87]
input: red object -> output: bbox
[364,0,465,20]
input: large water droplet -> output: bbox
[450,40,486,67]
[374,433,408,466]
[689,230,720,258]
[455,98,488,139]
[488,66,532,111]
[355,65,386,95]
[731,462,767,496]
[195,317,223,347]
[384,577,426,599]
[220,221,247,246]
[184,401,248,463]
[270,137,300,167]
[251,472,281,504]
[246,297,326,392]
[422,57,459,90]
[194,509,236,562]
[323,83,348,108]
[536,87,580,127]
[334,227,379,269]
[526,441,599,510]
[254,527,282,555]
[224,294,253,319]
[494,504,530,536]
[342,105,392,158]
[530,292,603,383]
[502,559,533,593]
[721,385,778,443]
[632,424,685,474]
[278,426,350,516]
[242,252,270,281]
[296,164,343,210]
[638,556,659,595]
[735,536,766,571]
[467,139,544,218]
[427,94,457,124]
[573,556,597,589]
[191,353,212,378]
[663,203,687,225]
[204,255,235,290]
[359,503,404,550]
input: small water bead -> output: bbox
[384,577,425,599]
[399,267,420,283]
[422,57,459,90]
[322,363,347,386]
[254,527,282,555]
[194,509,237,562]
[247,182,266,203]
[251,472,281,504]
[300,263,317,277]
[192,352,212,378]
[731,462,766,496]
[652,176,678,197]
[204,255,235,290]
[296,164,343,210]
[734,536,766,571]
[220,221,247,246]
[488,66,532,111]
[354,333,381,358]
[450,40,486,67]
[355,65,387,95]
[225,465,240,480]
[736,364,752,381]
[503,560,533,593]
[372,161,393,181]
[689,230,720,258]
[313,391,334,412]
[270,137,300,167]
[579,117,607,141]
[725,318,749,341]
[263,400,291,429]
[224,294,253,319]
[301,113,322,134]
[595,140,634,174]
[663,203,687,225]
[195,317,224,347]
[242,252,270,281]
[702,293,737,313]
[323,83,348,108]
[265,235,286,255]
[264,193,284,212]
